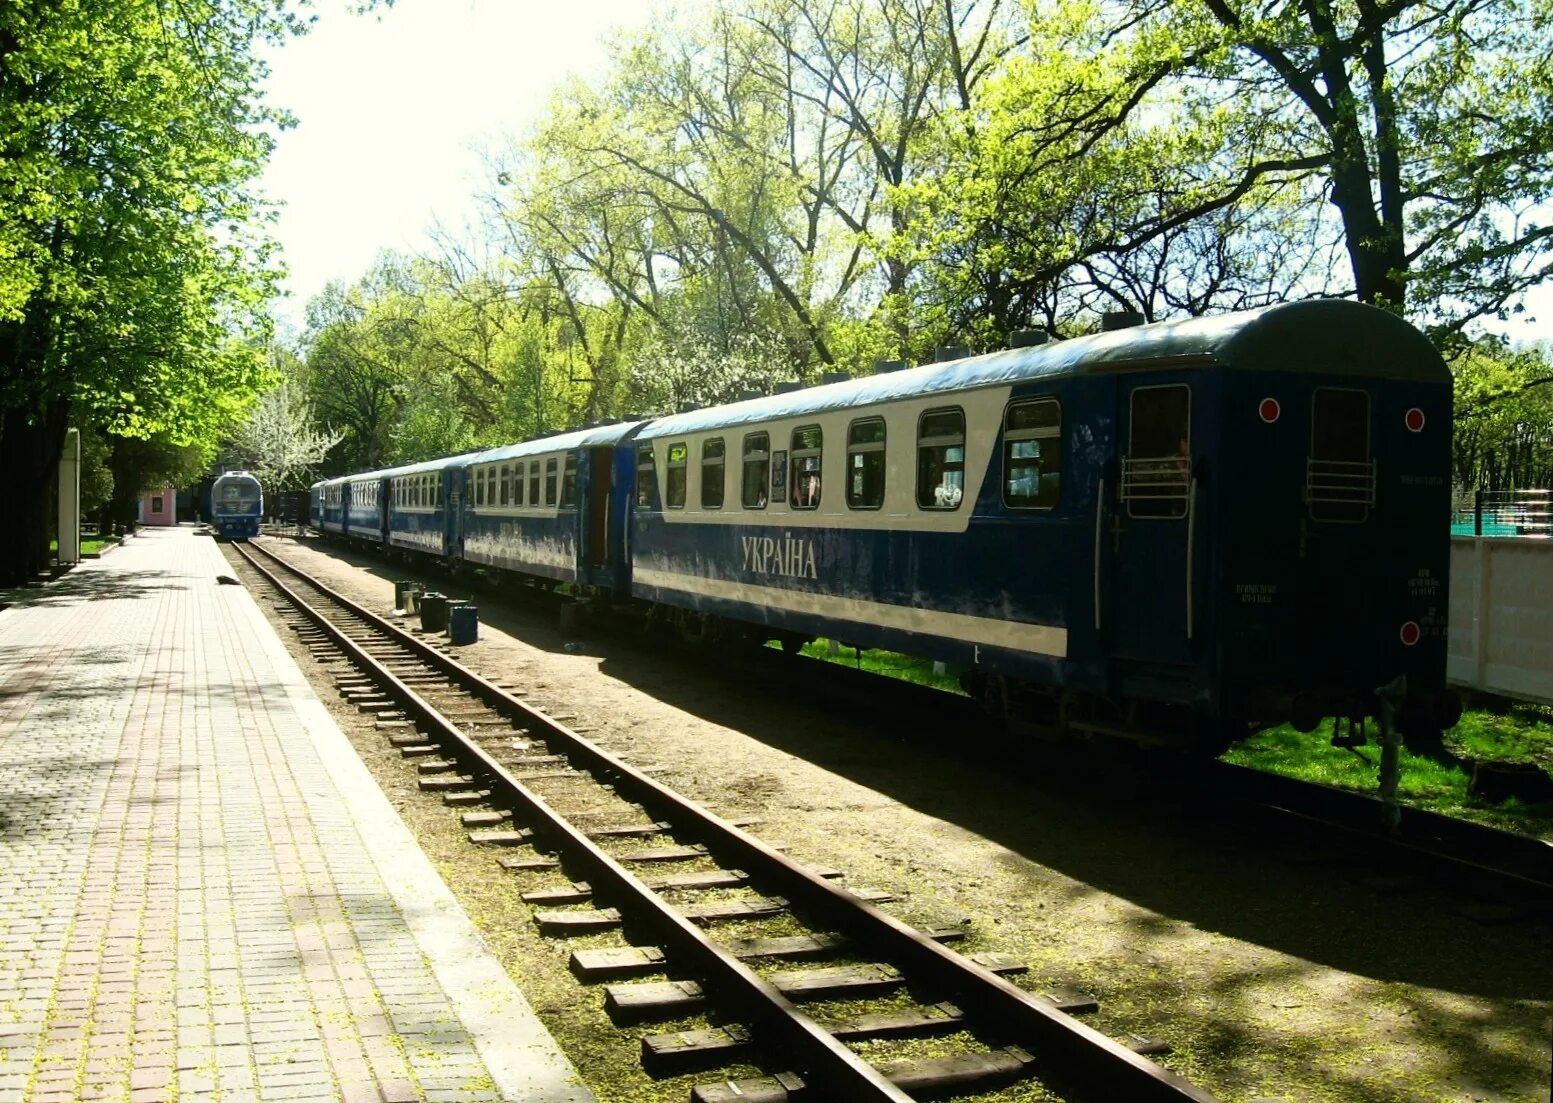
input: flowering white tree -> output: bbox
[627,331,800,415]
[232,381,344,489]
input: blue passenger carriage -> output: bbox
[630,300,1456,749]
[387,457,466,560]
[343,469,399,545]
[315,476,349,534]
[210,471,264,540]
[308,481,326,532]
[459,422,645,589]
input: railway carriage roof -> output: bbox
[345,464,417,484]
[637,299,1448,440]
[463,420,645,466]
[316,423,645,487]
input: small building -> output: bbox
[137,485,178,526]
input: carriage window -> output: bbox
[665,442,688,509]
[1004,400,1062,510]
[917,408,966,510]
[545,458,558,505]
[1309,388,1373,522]
[1124,385,1190,519]
[496,464,508,506]
[847,418,886,509]
[561,454,577,508]
[790,426,822,510]
[742,433,770,509]
[636,444,656,507]
[701,438,725,509]
[528,461,541,506]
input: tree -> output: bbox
[1449,339,1553,490]
[0,1,349,584]
[98,433,209,534]
[302,271,415,472]
[1004,0,1553,334]
[627,330,798,414]
[232,378,344,490]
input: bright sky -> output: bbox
[259,0,664,333]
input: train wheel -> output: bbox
[979,673,1012,730]
[1398,712,1456,764]
[675,610,719,646]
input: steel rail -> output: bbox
[757,644,1553,909]
[234,541,916,1102]
[238,539,1223,1103]
[1196,760,1553,899]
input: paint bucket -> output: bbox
[393,580,419,611]
[419,592,449,633]
[403,585,423,614]
[448,604,479,645]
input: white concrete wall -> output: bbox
[1448,536,1553,705]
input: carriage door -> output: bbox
[1110,382,1196,667]
[586,447,612,568]
[446,467,465,557]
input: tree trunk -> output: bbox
[0,401,70,586]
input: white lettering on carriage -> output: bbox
[740,532,818,580]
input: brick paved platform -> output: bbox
[0,527,594,1103]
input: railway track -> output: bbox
[274,532,1553,917]
[1183,759,1553,917]
[230,537,1221,1103]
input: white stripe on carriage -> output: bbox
[632,568,1068,659]
[390,529,443,552]
[462,532,572,570]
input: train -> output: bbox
[210,470,264,540]
[310,299,1460,753]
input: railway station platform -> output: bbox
[0,526,593,1103]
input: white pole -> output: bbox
[57,428,81,565]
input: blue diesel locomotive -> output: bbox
[211,471,264,540]
[311,299,1457,752]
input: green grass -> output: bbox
[49,536,114,557]
[1225,704,1553,839]
[776,637,968,694]
[785,635,1553,838]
